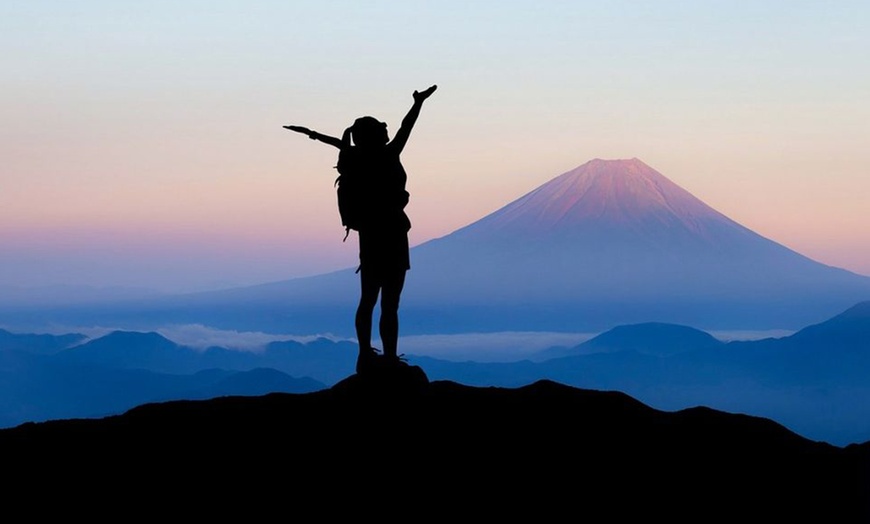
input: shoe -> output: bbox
[356,347,382,374]
[382,353,409,367]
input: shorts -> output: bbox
[358,227,410,275]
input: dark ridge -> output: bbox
[2,366,867,520]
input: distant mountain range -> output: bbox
[13,157,867,336]
[2,374,868,520]
[0,327,328,428]
[416,300,870,446]
[2,301,870,446]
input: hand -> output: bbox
[413,85,437,102]
[283,125,312,136]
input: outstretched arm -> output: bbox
[283,125,344,149]
[390,85,437,153]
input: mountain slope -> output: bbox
[168,367,326,400]
[539,321,725,359]
[207,158,870,333]
[785,300,870,348]
[404,158,870,328]
[18,158,870,335]
[445,157,757,245]
[58,330,194,373]
[0,329,86,355]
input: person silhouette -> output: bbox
[285,85,437,374]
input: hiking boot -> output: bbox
[356,347,382,374]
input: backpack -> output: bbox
[333,145,410,242]
[334,147,368,241]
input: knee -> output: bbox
[357,294,377,310]
[380,298,400,314]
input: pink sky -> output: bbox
[1,2,868,294]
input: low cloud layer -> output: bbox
[395,331,597,362]
[7,323,796,362]
[154,325,347,352]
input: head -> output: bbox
[351,116,388,148]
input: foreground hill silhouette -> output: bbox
[416,301,870,446]
[3,367,867,520]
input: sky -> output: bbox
[2,1,869,296]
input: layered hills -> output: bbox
[3,302,870,446]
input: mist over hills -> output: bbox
[54,330,357,383]
[14,157,867,337]
[0,329,328,428]
[2,301,870,446]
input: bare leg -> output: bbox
[355,270,380,353]
[379,270,406,358]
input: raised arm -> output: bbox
[283,125,344,149]
[389,85,437,153]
